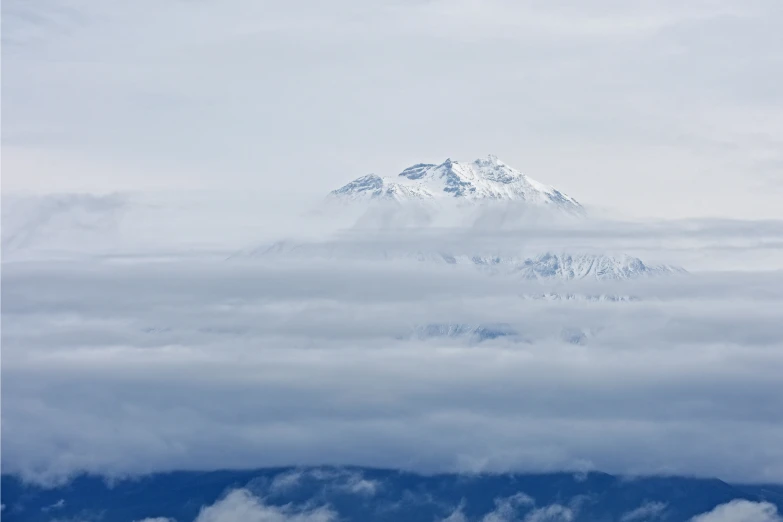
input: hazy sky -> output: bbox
[3,0,782,219]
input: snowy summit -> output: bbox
[328,155,584,215]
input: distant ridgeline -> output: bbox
[3,467,782,522]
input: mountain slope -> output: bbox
[512,253,687,281]
[328,155,584,215]
[238,241,685,281]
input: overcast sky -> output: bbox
[3,0,782,219]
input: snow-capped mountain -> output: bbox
[236,241,685,281]
[329,155,584,215]
[510,253,686,281]
[233,157,688,282]
[452,252,684,280]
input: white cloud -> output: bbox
[269,470,305,494]
[268,469,379,497]
[42,498,66,512]
[193,489,334,522]
[481,493,535,522]
[440,505,469,522]
[339,474,379,496]
[690,500,782,522]
[477,494,574,522]
[523,504,574,522]
[621,501,667,521]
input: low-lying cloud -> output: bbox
[690,500,782,522]
[2,195,782,484]
[192,489,335,522]
[2,244,782,484]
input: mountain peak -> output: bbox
[329,156,584,215]
[476,154,502,166]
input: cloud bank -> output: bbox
[2,207,783,485]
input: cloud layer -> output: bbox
[3,209,783,484]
